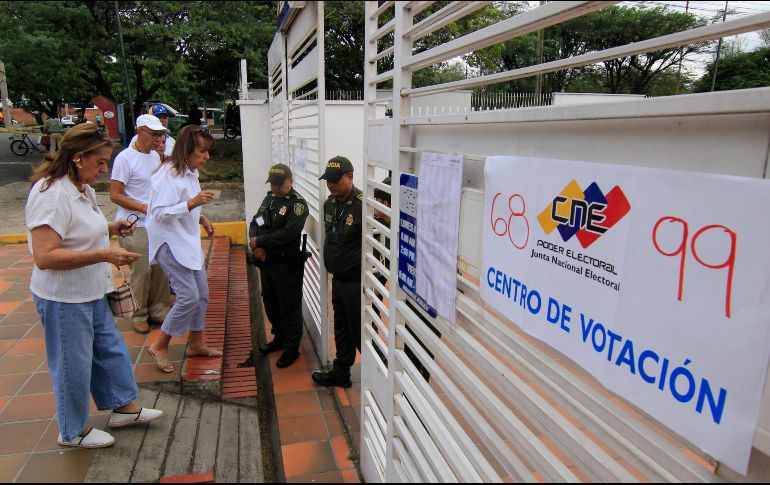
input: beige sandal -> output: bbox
[147,347,174,373]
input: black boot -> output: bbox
[259,339,283,355]
[276,350,300,368]
[311,371,352,388]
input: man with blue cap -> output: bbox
[128,103,175,160]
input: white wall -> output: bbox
[376,89,473,116]
[552,92,645,106]
[240,100,389,223]
[238,100,272,225]
[324,101,366,189]
[413,90,472,114]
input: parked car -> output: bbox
[60,115,76,126]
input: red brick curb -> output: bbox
[222,248,257,400]
[181,237,230,396]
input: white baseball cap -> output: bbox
[136,114,167,132]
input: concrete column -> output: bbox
[237,100,271,226]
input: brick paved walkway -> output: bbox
[0,239,263,483]
[259,298,361,482]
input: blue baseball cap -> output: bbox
[150,104,169,117]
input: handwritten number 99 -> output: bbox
[490,192,529,250]
[652,217,736,318]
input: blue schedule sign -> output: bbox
[398,174,438,318]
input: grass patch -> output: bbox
[200,139,243,182]
[94,138,243,190]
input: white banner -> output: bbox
[481,156,770,474]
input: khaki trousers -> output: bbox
[119,227,171,323]
[49,132,63,153]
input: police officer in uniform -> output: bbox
[249,163,309,368]
[312,156,363,388]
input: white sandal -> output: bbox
[108,407,164,428]
[58,427,115,448]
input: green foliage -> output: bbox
[325,1,365,92]
[413,61,467,88]
[0,1,276,118]
[467,5,707,96]
[694,47,770,92]
[0,2,100,118]
[325,1,527,92]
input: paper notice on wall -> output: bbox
[415,152,463,323]
[294,137,307,175]
[272,134,284,164]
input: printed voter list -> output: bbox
[416,152,463,323]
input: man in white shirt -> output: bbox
[128,104,175,161]
[110,114,171,334]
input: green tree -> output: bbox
[172,1,276,105]
[467,5,707,96]
[588,6,707,94]
[413,61,467,88]
[0,1,276,121]
[0,2,97,119]
[324,1,527,92]
[325,1,365,92]
[694,47,770,92]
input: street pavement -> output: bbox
[0,135,39,187]
[0,133,244,236]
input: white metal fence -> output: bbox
[361,1,770,482]
[268,2,331,364]
[472,91,552,109]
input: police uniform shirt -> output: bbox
[323,186,363,276]
[250,188,308,260]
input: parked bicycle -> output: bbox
[9,132,48,156]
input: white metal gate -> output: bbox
[268,2,330,364]
[361,1,770,482]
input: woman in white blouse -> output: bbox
[145,125,221,373]
[26,124,163,449]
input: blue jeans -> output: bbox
[33,295,138,441]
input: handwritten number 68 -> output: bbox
[490,193,530,250]
[652,217,736,318]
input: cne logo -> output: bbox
[537,180,631,249]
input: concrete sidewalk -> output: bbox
[0,179,245,236]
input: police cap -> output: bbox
[266,163,292,184]
[319,156,354,181]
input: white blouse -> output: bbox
[26,177,114,303]
[146,163,204,270]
